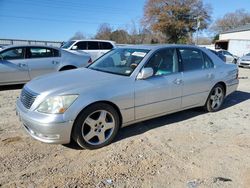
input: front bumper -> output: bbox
[16,98,73,144]
[238,61,250,68]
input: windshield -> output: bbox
[61,41,75,49]
[88,48,150,76]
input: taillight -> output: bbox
[88,58,92,64]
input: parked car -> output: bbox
[238,52,250,68]
[16,45,239,149]
[217,50,238,64]
[209,49,226,62]
[0,45,91,86]
[61,40,116,61]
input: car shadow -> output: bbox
[114,90,250,143]
[0,84,24,91]
[64,90,250,150]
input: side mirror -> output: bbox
[137,67,154,80]
[71,45,78,50]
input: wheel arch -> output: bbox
[59,65,77,71]
[215,81,227,95]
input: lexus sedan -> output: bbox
[238,52,250,68]
[16,45,239,149]
[0,45,91,86]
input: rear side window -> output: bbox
[179,48,205,71]
[87,42,99,50]
[53,49,60,57]
[0,48,24,60]
[100,42,113,50]
[75,41,87,50]
[203,52,214,69]
[28,47,53,58]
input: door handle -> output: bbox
[52,61,59,65]
[173,78,182,85]
[207,73,214,79]
[18,63,27,67]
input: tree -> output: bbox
[142,0,212,43]
[95,23,112,40]
[110,29,130,44]
[212,9,250,33]
[70,31,85,40]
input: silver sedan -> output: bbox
[16,45,239,149]
[0,45,91,86]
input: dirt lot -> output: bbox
[0,68,249,188]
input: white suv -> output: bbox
[61,40,116,61]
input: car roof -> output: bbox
[72,39,116,43]
[116,44,202,51]
[1,44,60,50]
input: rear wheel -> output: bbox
[205,84,225,112]
[72,103,120,149]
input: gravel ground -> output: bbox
[0,68,249,188]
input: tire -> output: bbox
[72,103,120,149]
[205,84,225,112]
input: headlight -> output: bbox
[37,95,78,114]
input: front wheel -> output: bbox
[72,103,120,149]
[205,84,225,112]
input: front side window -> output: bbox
[87,42,99,50]
[28,48,53,58]
[179,48,205,71]
[88,48,149,76]
[145,48,179,76]
[0,48,24,60]
[75,41,87,50]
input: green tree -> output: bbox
[143,0,212,43]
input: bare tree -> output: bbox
[211,9,250,33]
[142,0,212,43]
[69,31,85,40]
[95,23,112,40]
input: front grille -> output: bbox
[20,88,38,109]
[240,63,250,66]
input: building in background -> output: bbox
[215,24,250,57]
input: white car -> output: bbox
[61,40,116,61]
[217,50,238,64]
[238,52,250,68]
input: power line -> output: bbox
[0,14,124,26]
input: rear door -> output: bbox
[0,47,29,85]
[178,48,215,108]
[85,41,101,61]
[26,47,61,79]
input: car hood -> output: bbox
[241,56,250,61]
[25,68,128,96]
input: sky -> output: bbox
[0,0,250,42]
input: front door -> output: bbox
[0,47,29,85]
[135,48,182,120]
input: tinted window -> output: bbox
[53,49,60,57]
[145,48,179,76]
[179,48,204,71]
[29,47,53,58]
[100,42,113,50]
[75,41,87,50]
[0,48,24,60]
[87,42,99,50]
